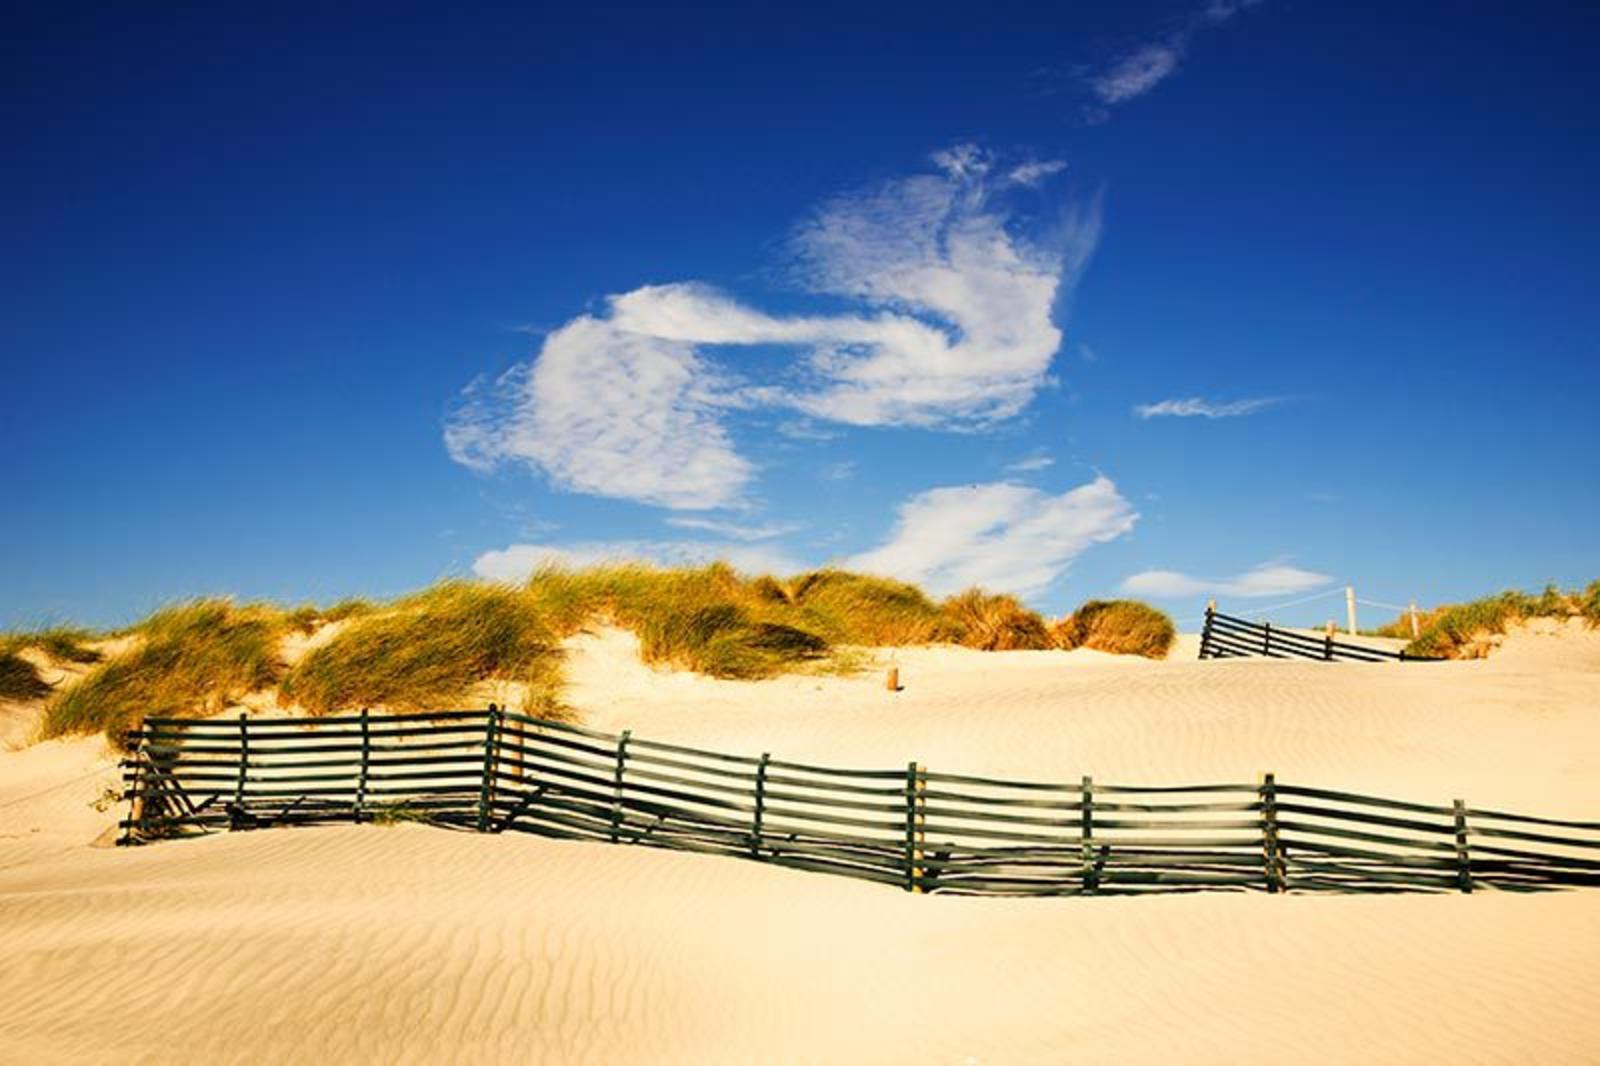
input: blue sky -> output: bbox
[6,0,1597,631]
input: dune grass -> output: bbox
[42,601,288,747]
[1402,581,1599,658]
[1051,600,1176,659]
[1,628,104,702]
[21,564,1098,744]
[939,589,1052,651]
[281,581,563,715]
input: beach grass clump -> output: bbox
[285,597,377,634]
[939,589,1052,651]
[0,651,52,701]
[1051,600,1176,659]
[1403,582,1596,658]
[1,627,105,702]
[781,569,953,646]
[528,563,834,678]
[282,581,562,715]
[42,601,288,746]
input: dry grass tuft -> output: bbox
[1403,582,1597,659]
[42,601,287,747]
[1052,600,1176,659]
[940,589,1052,651]
[1,627,103,701]
[281,581,562,716]
[783,570,953,646]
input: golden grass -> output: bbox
[41,601,287,747]
[1051,600,1176,659]
[22,565,1115,744]
[281,582,562,716]
[939,589,1052,651]
[1402,581,1599,659]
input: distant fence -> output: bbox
[1200,607,1440,663]
[120,710,1600,896]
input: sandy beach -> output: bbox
[3,622,1598,1064]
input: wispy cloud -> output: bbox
[1120,561,1332,599]
[1003,453,1055,473]
[1133,396,1283,419]
[819,460,856,481]
[1085,0,1264,114]
[1007,158,1069,187]
[445,146,1101,509]
[664,516,801,542]
[444,324,752,510]
[847,476,1137,598]
[473,539,804,582]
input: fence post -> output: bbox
[1081,775,1097,895]
[1454,799,1472,893]
[611,729,631,844]
[1200,603,1216,659]
[1263,621,1272,656]
[750,753,770,857]
[234,713,249,819]
[1260,773,1284,893]
[122,716,149,845]
[1323,630,1333,661]
[904,762,926,892]
[355,708,370,823]
[477,705,501,833]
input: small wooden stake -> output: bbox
[886,666,900,692]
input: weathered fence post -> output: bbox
[1080,775,1097,895]
[121,716,150,845]
[355,708,370,823]
[904,762,926,892]
[750,753,769,857]
[1454,799,1472,893]
[1263,621,1273,656]
[1199,602,1216,659]
[477,705,501,833]
[611,729,631,844]
[1323,628,1333,661]
[1260,773,1284,893]
[234,713,249,817]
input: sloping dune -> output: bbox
[3,622,1599,1063]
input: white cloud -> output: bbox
[1003,453,1055,473]
[1092,43,1183,104]
[472,539,804,582]
[819,460,856,481]
[847,476,1137,598]
[1133,396,1283,419]
[1086,0,1264,111]
[1120,562,1332,599]
[664,516,801,541]
[1007,159,1069,187]
[446,146,1100,508]
[445,319,752,509]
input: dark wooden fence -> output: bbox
[120,710,1600,896]
[1200,607,1440,662]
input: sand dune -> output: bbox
[3,622,1599,1063]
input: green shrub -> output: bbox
[42,601,287,747]
[1052,600,1176,659]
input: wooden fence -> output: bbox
[1200,607,1440,663]
[120,710,1600,896]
